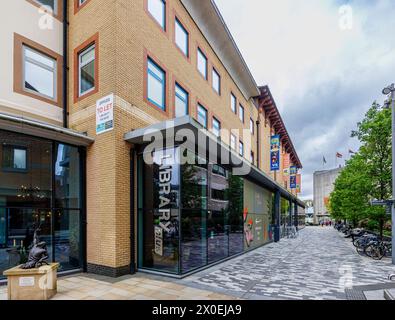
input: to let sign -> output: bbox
[96,94,114,135]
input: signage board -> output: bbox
[96,94,114,135]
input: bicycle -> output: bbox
[365,241,392,260]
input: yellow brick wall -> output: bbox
[67,0,292,271]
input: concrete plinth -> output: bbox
[3,263,59,300]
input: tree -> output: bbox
[329,102,392,237]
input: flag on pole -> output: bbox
[323,156,327,165]
[349,149,355,154]
[336,152,343,158]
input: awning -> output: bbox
[0,112,94,147]
[125,116,305,208]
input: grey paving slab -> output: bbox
[180,227,395,300]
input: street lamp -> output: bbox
[382,83,395,265]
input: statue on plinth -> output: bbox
[21,226,49,269]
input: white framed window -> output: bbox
[175,18,188,57]
[197,48,207,79]
[79,0,87,6]
[212,117,221,137]
[230,134,236,150]
[23,46,57,100]
[239,104,245,123]
[239,141,244,157]
[197,104,208,128]
[147,58,166,110]
[231,93,237,114]
[147,0,166,30]
[175,83,188,117]
[78,44,96,97]
[212,68,220,94]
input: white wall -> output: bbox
[0,0,63,124]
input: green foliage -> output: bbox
[329,102,392,235]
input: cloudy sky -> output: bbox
[215,0,395,200]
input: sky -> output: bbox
[215,0,395,200]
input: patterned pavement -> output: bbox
[179,227,395,300]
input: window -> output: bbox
[212,117,221,137]
[147,58,166,110]
[231,93,237,114]
[175,18,188,57]
[239,141,244,157]
[239,104,245,123]
[147,0,166,30]
[197,104,208,128]
[79,0,87,6]
[23,46,57,100]
[212,68,220,94]
[230,134,236,150]
[2,146,27,171]
[250,118,255,135]
[197,48,207,79]
[250,151,254,164]
[175,83,188,117]
[32,0,57,11]
[78,44,96,97]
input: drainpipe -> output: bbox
[62,0,68,128]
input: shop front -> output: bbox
[0,115,92,281]
[126,116,297,277]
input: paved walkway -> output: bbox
[179,227,395,300]
[1,227,394,300]
[0,273,234,300]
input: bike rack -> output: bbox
[389,274,395,281]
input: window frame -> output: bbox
[2,145,28,173]
[14,33,63,107]
[23,45,57,101]
[239,104,245,123]
[230,134,237,150]
[73,33,99,103]
[145,0,167,33]
[212,116,221,138]
[250,118,255,135]
[212,67,221,95]
[230,92,237,114]
[239,141,244,157]
[174,14,189,59]
[197,103,208,129]
[174,80,189,117]
[147,57,166,111]
[78,44,96,98]
[26,0,63,21]
[74,0,92,14]
[197,46,208,80]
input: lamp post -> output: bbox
[382,83,395,265]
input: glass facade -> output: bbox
[0,130,84,279]
[280,197,291,238]
[137,146,274,275]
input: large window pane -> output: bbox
[55,144,81,209]
[175,83,188,117]
[54,210,81,272]
[175,18,188,56]
[24,46,56,99]
[79,45,95,96]
[0,131,52,209]
[0,208,52,277]
[147,58,166,110]
[197,48,207,79]
[148,0,166,29]
[197,104,207,128]
[138,148,180,274]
